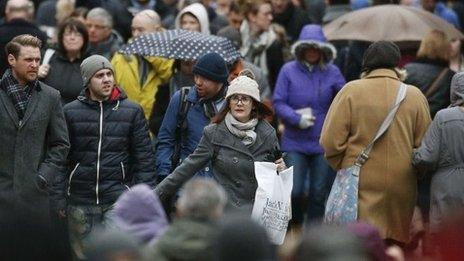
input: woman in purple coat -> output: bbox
[273,24,345,225]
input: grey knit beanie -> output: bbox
[226,75,260,102]
[80,55,114,87]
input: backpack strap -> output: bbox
[171,86,192,170]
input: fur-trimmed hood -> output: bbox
[291,24,336,65]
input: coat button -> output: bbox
[232,157,239,163]
[205,167,210,171]
[235,180,241,187]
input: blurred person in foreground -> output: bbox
[214,215,276,261]
[108,184,169,246]
[294,224,368,261]
[321,41,431,246]
[145,178,227,261]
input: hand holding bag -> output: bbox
[324,83,408,224]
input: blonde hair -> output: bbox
[56,0,76,25]
[417,30,450,61]
[5,34,42,58]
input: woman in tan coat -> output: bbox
[320,41,431,245]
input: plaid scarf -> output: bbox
[0,69,37,120]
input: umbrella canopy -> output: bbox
[323,4,464,42]
[119,29,241,63]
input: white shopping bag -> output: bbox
[251,162,293,245]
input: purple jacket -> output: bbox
[273,25,345,155]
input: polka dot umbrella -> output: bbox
[119,29,241,63]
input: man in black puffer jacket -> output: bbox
[53,54,156,258]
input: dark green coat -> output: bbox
[404,58,454,118]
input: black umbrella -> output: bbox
[119,29,241,63]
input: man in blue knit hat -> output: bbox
[156,52,229,182]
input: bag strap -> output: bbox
[424,68,449,98]
[355,83,408,166]
[171,86,192,170]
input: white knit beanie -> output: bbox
[225,76,260,102]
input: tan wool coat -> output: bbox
[320,69,431,243]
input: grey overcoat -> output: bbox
[155,120,280,210]
[0,81,70,220]
[413,107,464,232]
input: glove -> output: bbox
[298,114,315,129]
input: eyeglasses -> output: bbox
[230,95,252,105]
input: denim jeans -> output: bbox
[68,204,113,259]
[285,152,335,223]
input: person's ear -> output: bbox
[7,54,16,67]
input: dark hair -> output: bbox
[212,98,273,123]
[57,18,89,56]
[5,34,42,58]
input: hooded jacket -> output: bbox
[111,53,174,120]
[175,3,210,35]
[54,87,156,207]
[274,25,345,155]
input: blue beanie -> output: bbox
[192,53,229,83]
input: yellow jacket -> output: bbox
[112,53,173,119]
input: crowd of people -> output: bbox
[0,0,464,260]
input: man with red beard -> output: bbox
[54,54,155,258]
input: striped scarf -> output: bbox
[0,69,37,120]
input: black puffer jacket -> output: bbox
[55,87,156,207]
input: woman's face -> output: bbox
[249,3,273,32]
[450,39,462,58]
[180,13,201,32]
[229,94,254,122]
[62,26,84,53]
[304,47,321,65]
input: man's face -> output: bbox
[86,18,112,44]
[131,14,159,38]
[194,74,222,99]
[88,69,114,101]
[421,0,435,12]
[228,10,244,30]
[272,0,290,15]
[8,45,41,85]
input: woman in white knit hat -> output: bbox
[155,73,285,212]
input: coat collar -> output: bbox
[363,69,400,80]
[211,120,274,158]
[0,82,42,128]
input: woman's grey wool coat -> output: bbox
[155,120,280,211]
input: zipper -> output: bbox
[120,162,126,180]
[67,163,80,196]
[120,162,130,191]
[96,102,103,205]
